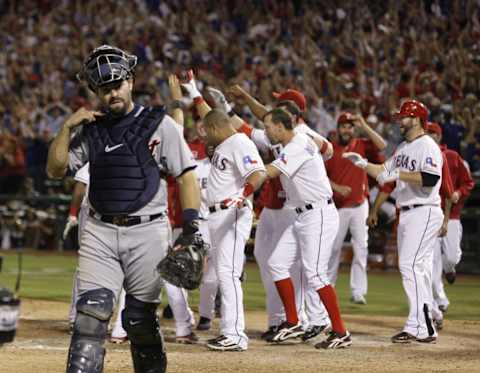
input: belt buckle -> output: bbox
[112,215,129,226]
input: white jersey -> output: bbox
[251,122,328,159]
[194,157,211,218]
[384,135,442,207]
[207,133,265,205]
[271,133,333,208]
[74,162,90,209]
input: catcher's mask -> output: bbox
[77,45,137,91]
[0,287,20,345]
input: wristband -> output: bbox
[171,100,183,110]
[193,97,205,106]
[69,205,79,217]
[320,140,329,154]
[242,182,255,198]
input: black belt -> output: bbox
[89,209,165,227]
[209,203,229,214]
[400,204,435,212]
[295,199,333,214]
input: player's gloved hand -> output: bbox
[63,215,78,240]
[376,167,400,186]
[205,87,232,113]
[223,196,253,210]
[342,152,368,169]
[180,70,201,100]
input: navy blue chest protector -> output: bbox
[85,105,166,215]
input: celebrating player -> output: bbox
[344,100,443,343]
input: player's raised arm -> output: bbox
[46,108,103,179]
[227,84,269,120]
[350,114,387,151]
[168,74,184,126]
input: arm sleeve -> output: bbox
[457,157,475,197]
[74,162,90,185]
[271,142,308,178]
[251,128,272,154]
[421,172,441,187]
[232,137,266,179]
[440,154,454,198]
[68,127,89,173]
[159,116,196,177]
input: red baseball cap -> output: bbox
[337,112,355,126]
[272,89,307,111]
[425,122,442,136]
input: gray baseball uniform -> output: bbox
[69,105,196,304]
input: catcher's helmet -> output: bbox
[77,45,137,90]
[393,99,429,124]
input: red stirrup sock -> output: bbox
[274,278,298,325]
[318,285,346,334]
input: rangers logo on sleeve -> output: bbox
[426,157,437,168]
[243,155,258,166]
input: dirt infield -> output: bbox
[1,299,480,373]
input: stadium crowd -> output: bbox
[0,0,479,194]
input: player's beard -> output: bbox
[108,98,128,117]
[338,133,352,145]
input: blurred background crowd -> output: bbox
[1,0,480,250]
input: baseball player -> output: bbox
[46,45,201,373]
[205,84,333,340]
[326,112,386,305]
[197,109,266,351]
[261,108,351,349]
[344,100,443,343]
[425,122,474,316]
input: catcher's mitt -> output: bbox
[157,233,208,290]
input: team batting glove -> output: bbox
[180,70,202,100]
[376,167,400,186]
[342,152,368,169]
[206,87,232,113]
[63,215,78,240]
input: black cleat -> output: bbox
[162,304,173,319]
[301,324,330,342]
[391,331,416,344]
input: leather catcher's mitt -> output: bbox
[157,233,208,290]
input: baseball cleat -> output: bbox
[110,335,128,344]
[196,316,212,331]
[445,271,456,285]
[206,335,246,351]
[162,304,173,319]
[315,330,352,349]
[302,324,330,342]
[416,335,437,344]
[350,295,367,305]
[176,332,199,344]
[260,325,280,341]
[391,331,416,343]
[267,321,304,343]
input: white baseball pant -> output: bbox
[209,206,252,349]
[397,206,443,338]
[197,220,218,320]
[328,200,369,298]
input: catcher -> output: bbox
[46,44,205,373]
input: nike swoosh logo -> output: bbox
[105,144,124,153]
[129,320,142,326]
[86,300,100,305]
